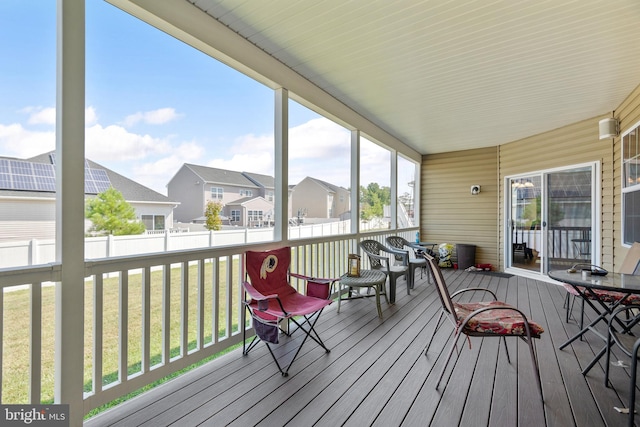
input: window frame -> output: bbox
[622,120,640,246]
[210,187,223,200]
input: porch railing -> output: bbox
[514,226,591,261]
[0,229,416,417]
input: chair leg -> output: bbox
[502,336,511,364]
[526,337,544,403]
[629,340,640,427]
[277,309,330,377]
[436,330,463,390]
[243,307,260,355]
[425,310,445,355]
[605,331,613,388]
[389,277,397,303]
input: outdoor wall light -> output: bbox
[471,185,481,195]
[599,117,619,139]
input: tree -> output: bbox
[359,182,391,221]
[85,187,146,236]
[204,200,223,231]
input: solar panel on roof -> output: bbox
[35,176,56,192]
[85,181,98,194]
[0,159,9,174]
[13,174,36,190]
[0,174,11,188]
[33,163,54,177]
[11,160,32,175]
[0,158,112,194]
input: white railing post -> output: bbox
[29,239,39,266]
[107,234,114,257]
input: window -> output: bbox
[360,137,391,231]
[623,123,640,245]
[397,155,418,228]
[240,189,253,197]
[248,210,263,226]
[266,191,274,202]
[142,215,165,230]
[287,99,351,237]
[0,2,56,267]
[211,187,223,200]
[231,210,240,222]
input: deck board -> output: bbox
[85,270,639,427]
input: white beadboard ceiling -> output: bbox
[182,0,640,155]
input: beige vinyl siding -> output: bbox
[0,199,56,242]
[420,147,499,268]
[613,82,640,269]
[498,116,614,271]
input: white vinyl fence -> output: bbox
[0,220,353,268]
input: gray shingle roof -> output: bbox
[185,164,260,188]
[242,172,275,189]
[304,176,346,193]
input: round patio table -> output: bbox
[338,269,388,319]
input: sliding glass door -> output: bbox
[509,175,542,272]
[507,164,597,275]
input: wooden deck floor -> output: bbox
[85,269,639,427]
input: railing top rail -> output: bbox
[0,263,61,288]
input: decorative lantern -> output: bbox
[348,254,361,277]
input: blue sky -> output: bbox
[1,1,409,197]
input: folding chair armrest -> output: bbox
[243,281,278,304]
[451,287,498,301]
[289,272,339,284]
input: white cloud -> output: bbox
[18,105,97,127]
[0,106,390,195]
[0,123,55,157]
[85,123,173,161]
[130,143,206,194]
[85,106,98,126]
[26,107,56,125]
[202,132,274,176]
[208,118,353,186]
[123,108,181,127]
[208,151,274,177]
[289,118,350,159]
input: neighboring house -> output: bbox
[167,164,274,227]
[291,176,350,222]
[226,197,274,228]
[168,165,350,227]
[0,152,177,242]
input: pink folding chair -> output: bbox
[242,247,337,376]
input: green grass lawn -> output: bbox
[2,258,242,414]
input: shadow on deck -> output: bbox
[85,269,638,426]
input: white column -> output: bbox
[350,130,360,236]
[274,88,288,243]
[390,150,398,231]
[55,0,85,425]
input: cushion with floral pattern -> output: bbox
[453,300,544,337]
